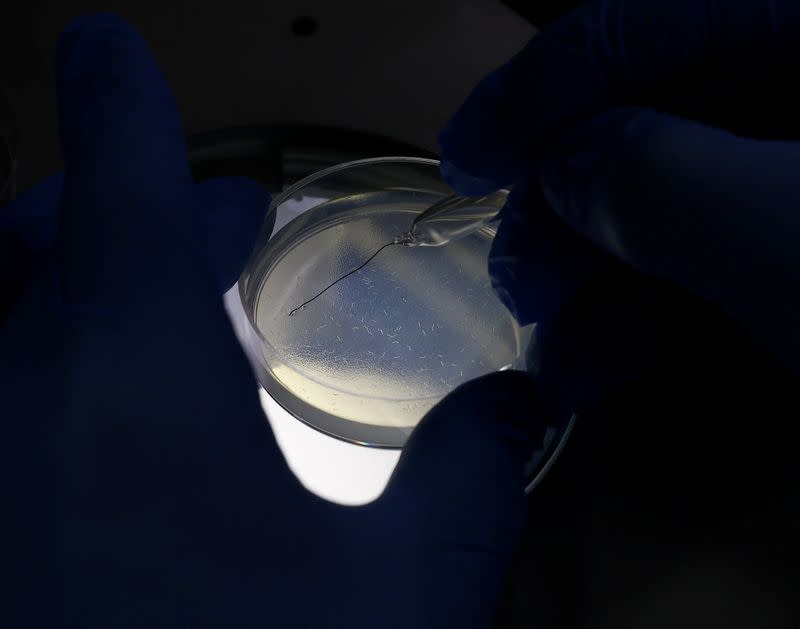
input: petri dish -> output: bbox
[239,157,530,447]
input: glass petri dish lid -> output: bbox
[239,157,530,447]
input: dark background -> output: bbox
[2,2,798,627]
[0,1,532,193]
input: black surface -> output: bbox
[0,89,18,206]
[502,0,583,27]
[188,124,437,192]
[291,16,319,38]
[495,276,799,628]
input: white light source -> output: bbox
[224,285,400,506]
[257,388,400,505]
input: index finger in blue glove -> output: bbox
[539,106,800,372]
[439,0,800,195]
[195,176,272,293]
[57,14,208,313]
[54,15,294,495]
[488,175,609,326]
[0,173,268,321]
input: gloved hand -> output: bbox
[1,15,548,628]
[440,0,800,376]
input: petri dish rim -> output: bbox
[236,157,575,473]
[239,156,450,365]
[239,157,469,447]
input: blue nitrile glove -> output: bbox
[440,0,800,383]
[1,15,550,628]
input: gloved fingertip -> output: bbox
[436,64,523,194]
[439,158,501,197]
[537,108,646,229]
[537,156,569,219]
[538,147,602,235]
[56,13,136,81]
[449,370,548,450]
[488,260,521,321]
[388,370,550,505]
[196,176,271,293]
[488,181,609,326]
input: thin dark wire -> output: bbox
[288,241,401,317]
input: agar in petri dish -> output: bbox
[245,202,525,444]
[239,159,529,447]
